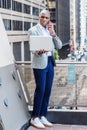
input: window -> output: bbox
[24,22,30,31]
[13,20,22,30]
[12,0,22,12]
[24,4,30,14]
[33,7,39,16]
[49,0,55,1]
[2,0,6,8]
[24,41,31,61]
[2,0,11,9]
[13,42,21,61]
[3,19,11,30]
[0,0,1,8]
[33,22,37,26]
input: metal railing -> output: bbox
[16,61,87,110]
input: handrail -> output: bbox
[15,60,87,64]
[15,61,87,67]
[15,61,31,64]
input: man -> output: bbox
[28,9,62,129]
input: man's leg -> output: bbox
[40,61,54,117]
[32,68,47,117]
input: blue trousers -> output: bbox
[32,56,54,117]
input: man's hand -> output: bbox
[37,49,48,54]
[47,21,56,37]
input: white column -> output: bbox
[73,0,76,50]
[80,0,86,51]
[21,41,24,61]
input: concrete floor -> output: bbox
[28,124,87,130]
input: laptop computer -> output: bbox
[29,35,53,51]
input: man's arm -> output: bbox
[47,21,62,50]
[53,35,62,50]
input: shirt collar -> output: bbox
[38,23,48,30]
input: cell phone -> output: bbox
[46,20,50,26]
[47,21,53,30]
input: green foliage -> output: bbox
[54,49,59,60]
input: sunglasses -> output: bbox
[40,16,50,19]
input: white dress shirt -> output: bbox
[38,23,52,56]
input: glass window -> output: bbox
[2,0,6,8]
[32,7,39,16]
[24,22,30,31]
[33,22,37,26]
[12,0,22,12]
[49,0,55,1]
[3,19,11,30]
[13,20,23,30]
[13,42,21,61]
[24,4,30,14]
[24,41,31,61]
[0,0,1,8]
[7,0,11,9]
[42,0,44,4]
[2,0,11,9]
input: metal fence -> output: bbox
[16,61,87,110]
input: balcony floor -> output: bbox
[28,124,87,130]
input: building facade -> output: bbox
[45,0,56,23]
[56,0,70,45]
[0,0,45,61]
[46,0,70,45]
[86,0,87,36]
[47,0,86,51]
[46,0,70,59]
[80,0,86,50]
[72,0,86,50]
[70,0,80,49]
